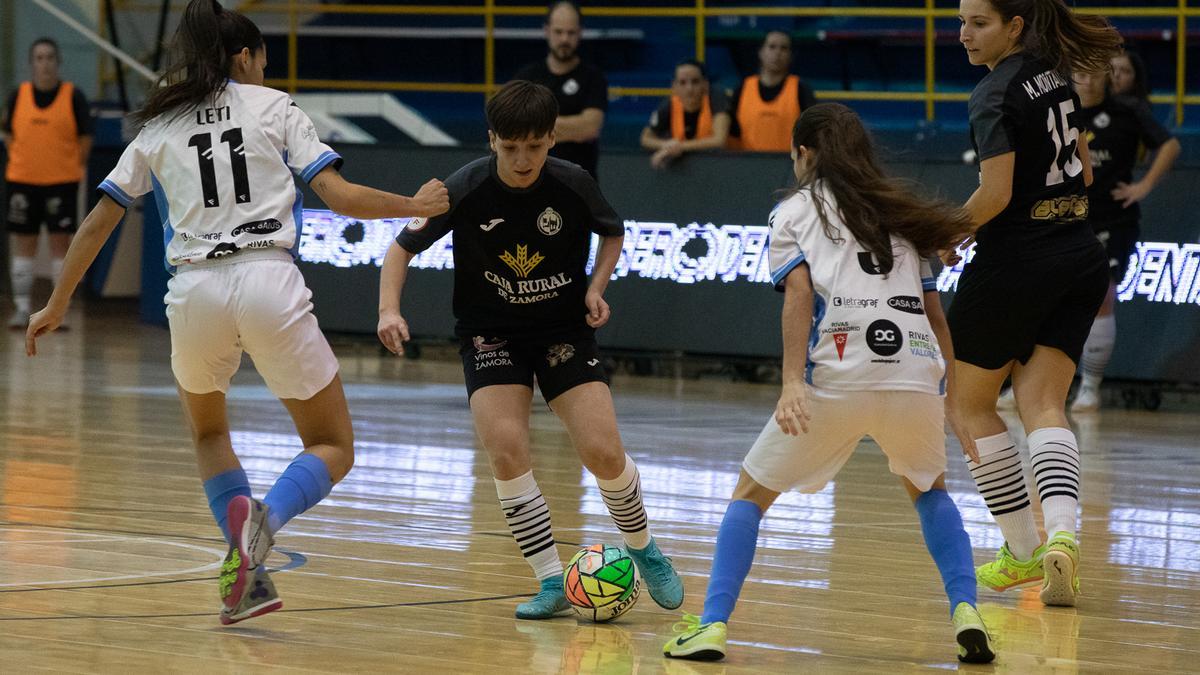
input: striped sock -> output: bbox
[595,455,651,551]
[1028,427,1081,537]
[496,472,561,581]
[967,432,1042,560]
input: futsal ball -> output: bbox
[563,544,641,622]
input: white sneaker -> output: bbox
[1071,385,1100,412]
[996,387,1016,410]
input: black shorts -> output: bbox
[459,332,609,402]
[947,243,1109,369]
[5,182,80,235]
[1093,220,1139,283]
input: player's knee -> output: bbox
[574,439,623,476]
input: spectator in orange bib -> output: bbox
[728,31,817,152]
[640,59,731,169]
[2,38,93,329]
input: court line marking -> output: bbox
[0,551,308,594]
[0,592,533,622]
[0,528,225,587]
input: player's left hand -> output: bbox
[25,305,66,357]
[946,401,978,463]
[774,381,812,435]
[1112,181,1150,208]
[585,290,610,328]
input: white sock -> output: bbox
[495,471,562,581]
[10,256,35,314]
[1079,314,1116,389]
[1028,427,1080,537]
[967,432,1042,560]
[595,454,651,551]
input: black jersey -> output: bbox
[1078,95,1173,226]
[968,53,1094,262]
[395,156,623,339]
[511,60,608,178]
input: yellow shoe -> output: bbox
[663,614,727,661]
[1040,532,1080,607]
[952,602,996,664]
[976,542,1045,591]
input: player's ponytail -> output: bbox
[990,0,1121,77]
[130,0,264,126]
[788,103,971,274]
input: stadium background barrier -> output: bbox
[107,1,1198,124]
[280,144,1198,384]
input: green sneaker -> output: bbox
[1040,531,1080,607]
[515,576,572,620]
[663,614,727,661]
[952,602,996,664]
[976,542,1045,591]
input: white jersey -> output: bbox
[99,81,341,273]
[768,183,945,395]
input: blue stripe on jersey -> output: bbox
[921,277,936,291]
[300,151,341,183]
[805,293,827,385]
[289,184,304,258]
[771,253,807,291]
[98,180,134,208]
[149,172,177,274]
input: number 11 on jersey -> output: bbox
[188,127,252,208]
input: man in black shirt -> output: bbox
[378,81,682,620]
[512,1,607,178]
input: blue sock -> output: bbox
[203,468,252,543]
[701,499,763,625]
[915,489,977,616]
[263,453,333,535]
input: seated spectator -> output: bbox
[640,60,731,169]
[729,31,816,152]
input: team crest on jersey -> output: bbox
[562,78,580,96]
[499,244,545,277]
[833,333,849,360]
[537,207,563,236]
[546,343,575,367]
[1093,112,1111,129]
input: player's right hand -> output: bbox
[377,311,411,356]
[774,380,812,436]
[411,178,449,218]
[25,305,66,357]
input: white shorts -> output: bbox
[742,388,947,494]
[164,254,339,400]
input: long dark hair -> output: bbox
[1112,48,1149,101]
[788,104,972,274]
[989,0,1122,76]
[130,0,263,126]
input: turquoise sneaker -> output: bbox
[516,576,572,620]
[627,537,684,610]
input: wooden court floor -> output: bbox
[0,306,1197,673]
